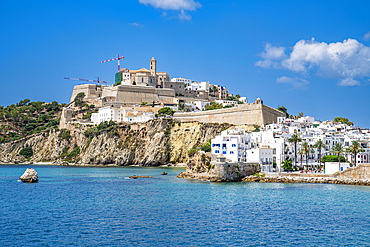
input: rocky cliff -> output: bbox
[0,119,230,166]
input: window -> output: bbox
[232,144,236,147]
[223,151,227,154]
[212,144,215,147]
[215,150,219,154]
[230,151,234,154]
[222,144,227,149]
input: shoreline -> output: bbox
[0,162,187,168]
[242,175,370,186]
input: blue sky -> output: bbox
[1,0,370,127]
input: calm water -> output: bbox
[1,165,370,246]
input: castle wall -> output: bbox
[70,84,104,103]
[173,102,284,126]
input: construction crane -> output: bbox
[64,77,107,85]
[100,54,124,72]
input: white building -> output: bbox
[186,81,209,92]
[325,162,351,175]
[171,77,191,84]
[194,101,210,111]
[215,99,238,107]
[91,107,155,124]
[211,128,252,162]
[246,148,273,172]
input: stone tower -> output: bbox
[150,57,156,77]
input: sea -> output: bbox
[1,165,370,246]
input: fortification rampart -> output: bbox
[332,164,370,179]
[173,102,284,126]
[70,84,176,105]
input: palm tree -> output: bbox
[288,134,302,169]
[332,143,344,171]
[302,141,310,170]
[314,139,327,171]
[348,140,364,166]
[298,147,304,168]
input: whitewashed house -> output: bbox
[211,128,252,162]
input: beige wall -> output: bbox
[173,102,285,126]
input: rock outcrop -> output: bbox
[178,152,260,182]
[0,119,230,166]
[19,168,38,183]
[242,174,370,186]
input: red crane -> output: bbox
[64,77,107,85]
[100,54,124,72]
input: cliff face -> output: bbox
[0,119,229,166]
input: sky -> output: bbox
[1,0,370,127]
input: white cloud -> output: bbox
[178,9,192,21]
[139,0,201,10]
[256,38,370,86]
[139,0,201,20]
[339,78,360,86]
[276,76,309,90]
[129,22,143,28]
[364,31,370,41]
[255,43,286,69]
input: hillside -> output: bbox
[0,99,65,143]
[0,119,231,166]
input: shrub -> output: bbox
[19,146,33,158]
[59,129,71,140]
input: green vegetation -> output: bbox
[253,125,260,132]
[19,146,33,158]
[84,120,116,138]
[346,140,364,166]
[282,159,294,171]
[277,106,289,118]
[0,99,64,143]
[74,92,85,107]
[157,107,175,117]
[322,155,346,163]
[141,102,148,106]
[201,139,211,152]
[288,134,302,168]
[188,146,199,157]
[59,129,71,140]
[334,117,354,126]
[204,102,234,111]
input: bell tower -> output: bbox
[150,57,156,77]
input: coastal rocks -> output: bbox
[178,152,260,182]
[19,168,38,183]
[241,175,370,186]
[129,175,152,179]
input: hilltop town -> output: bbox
[56,56,370,175]
[60,57,284,129]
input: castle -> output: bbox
[61,57,285,129]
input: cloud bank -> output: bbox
[256,38,370,86]
[139,0,201,20]
[276,76,309,90]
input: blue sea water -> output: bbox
[1,165,370,246]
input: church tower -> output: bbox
[150,57,156,77]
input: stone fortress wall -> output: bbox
[69,84,175,105]
[173,98,285,126]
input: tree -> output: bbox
[201,139,211,152]
[332,143,344,170]
[334,117,353,126]
[288,134,302,168]
[282,159,293,171]
[157,107,175,117]
[74,92,85,107]
[302,141,310,170]
[314,139,327,170]
[19,146,33,158]
[277,106,289,118]
[347,140,364,166]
